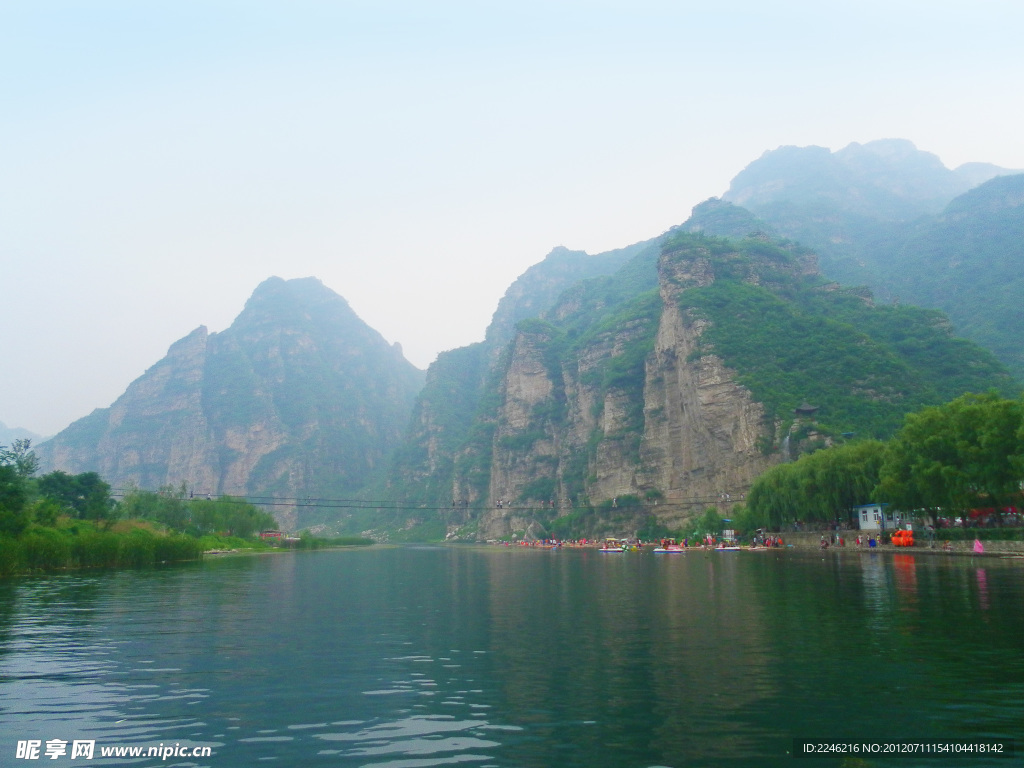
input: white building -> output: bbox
[854,503,898,531]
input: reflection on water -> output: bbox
[1,548,1022,767]
[976,568,990,612]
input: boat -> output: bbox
[653,538,687,553]
[715,543,742,552]
[599,538,627,552]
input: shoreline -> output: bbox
[780,530,1024,557]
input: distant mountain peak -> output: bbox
[724,138,1019,221]
[245,276,350,310]
[0,421,46,445]
[682,198,776,240]
[838,137,927,159]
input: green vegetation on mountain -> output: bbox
[377,239,663,520]
[722,141,1024,381]
[724,139,991,220]
[23,141,1024,542]
[382,343,490,507]
[673,232,1015,441]
[888,175,1024,377]
[682,197,776,240]
[484,241,657,349]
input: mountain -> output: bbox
[30,141,1022,541]
[721,140,1024,379]
[0,422,45,446]
[36,277,425,529]
[375,229,1014,541]
[883,174,1024,377]
[724,138,1014,220]
[484,241,656,350]
[373,231,670,538]
[681,197,776,240]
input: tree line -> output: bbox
[740,392,1024,530]
[0,441,285,574]
[0,440,278,539]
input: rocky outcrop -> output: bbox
[465,237,796,539]
[383,235,664,530]
[635,300,772,527]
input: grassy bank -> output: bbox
[0,522,204,576]
[0,519,376,576]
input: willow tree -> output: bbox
[746,461,803,530]
[876,392,1024,521]
[746,440,886,529]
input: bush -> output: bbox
[154,534,204,562]
[71,531,121,568]
[21,528,73,570]
[0,526,206,574]
[117,532,157,567]
[0,535,23,576]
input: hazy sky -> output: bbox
[3,1,1023,436]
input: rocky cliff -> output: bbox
[37,277,425,529]
[387,229,1011,542]
[380,234,665,535]
[462,236,800,539]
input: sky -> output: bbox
[3,0,1024,437]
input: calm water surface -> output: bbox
[0,546,1021,767]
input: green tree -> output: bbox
[746,463,802,530]
[876,392,1024,521]
[746,439,886,529]
[187,496,276,536]
[118,486,189,531]
[28,498,62,527]
[0,439,39,478]
[0,464,30,536]
[798,440,887,524]
[0,440,37,536]
[694,507,723,536]
[37,471,117,527]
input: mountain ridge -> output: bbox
[376,225,1013,541]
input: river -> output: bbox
[1,546,1021,766]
